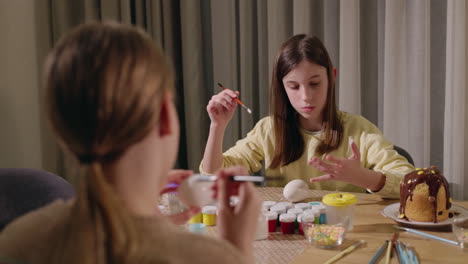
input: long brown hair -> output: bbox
[269,34,342,168]
[44,22,174,262]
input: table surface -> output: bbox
[207,187,468,264]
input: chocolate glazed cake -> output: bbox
[399,166,452,223]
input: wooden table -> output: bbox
[214,187,468,264]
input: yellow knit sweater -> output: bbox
[200,111,414,199]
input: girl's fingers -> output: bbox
[216,171,231,210]
[310,174,334,182]
[236,182,253,211]
[222,89,238,98]
[221,92,237,103]
[217,98,233,110]
[166,169,193,183]
[308,158,338,173]
[325,154,343,164]
[349,137,361,160]
[167,207,201,225]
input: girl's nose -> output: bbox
[300,86,313,100]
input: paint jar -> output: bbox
[276,202,294,210]
[263,201,277,210]
[255,212,268,240]
[317,205,327,224]
[202,205,217,226]
[270,205,287,226]
[279,213,296,234]
[295,203,311,210]
[266,211,278,232]
[309,201,323,207]
[270,204,287,214]
[189,212,203,224]
[288,208,303,229]
[160,183,186,215]
[298,213,315,235]
[322,193,357,231]
[189,223,206,234]
[287,208,303,216]
[302,208,316,217]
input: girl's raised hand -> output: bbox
[308,138,385,191]
[207,89,239,128]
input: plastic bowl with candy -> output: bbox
[303,222,347,248]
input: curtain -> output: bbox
[1,0,466,199]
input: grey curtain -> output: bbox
[2,0,465,198]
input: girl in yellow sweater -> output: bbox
[0,22,260,264]
[201,34,414,199]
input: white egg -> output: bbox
[283,179,311,202]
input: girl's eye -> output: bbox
[310,82,320,86]
[288,85,299,90]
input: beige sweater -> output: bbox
[0,200,246,264]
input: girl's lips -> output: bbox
[302,106,315,112]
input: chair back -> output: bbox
[394,145,415,166]
[0,168,75,230]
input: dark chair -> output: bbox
[394,145,415,166]
[0,168,75,230]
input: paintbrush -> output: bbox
[394,226,459,246]
[324,240,366,264]
[217,82,252,114]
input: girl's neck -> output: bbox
[299,117,323,131]
[105,163,162,217]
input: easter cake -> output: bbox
[399,166,452,223]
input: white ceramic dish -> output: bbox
[381,203,468,227]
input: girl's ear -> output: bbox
[158,92,173,136]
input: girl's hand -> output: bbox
[160,169,193,190]
[159,169,201,225]
[214,166,261,261]
[308,139,385,191]
[207,89,239,128]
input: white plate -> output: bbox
[381,203,468,227]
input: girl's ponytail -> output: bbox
[54,160,139,263]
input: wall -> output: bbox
[0,1,44,169]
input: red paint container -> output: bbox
[279,213,296,234]
[266,211,278,232]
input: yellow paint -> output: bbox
[203,213,216,226]
[189,212,202,224]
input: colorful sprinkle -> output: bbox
[416,168,421,170]
[431,170,435,174]
[407,180,411,184]
[456,231,468,243]
[450,198,453,203]
[399,214,405,219]
[306,225,346,247]
[417,171,424,175]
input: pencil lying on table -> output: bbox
[369,240,388,264]
[217,82,252,114]
[324,240,365,264]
